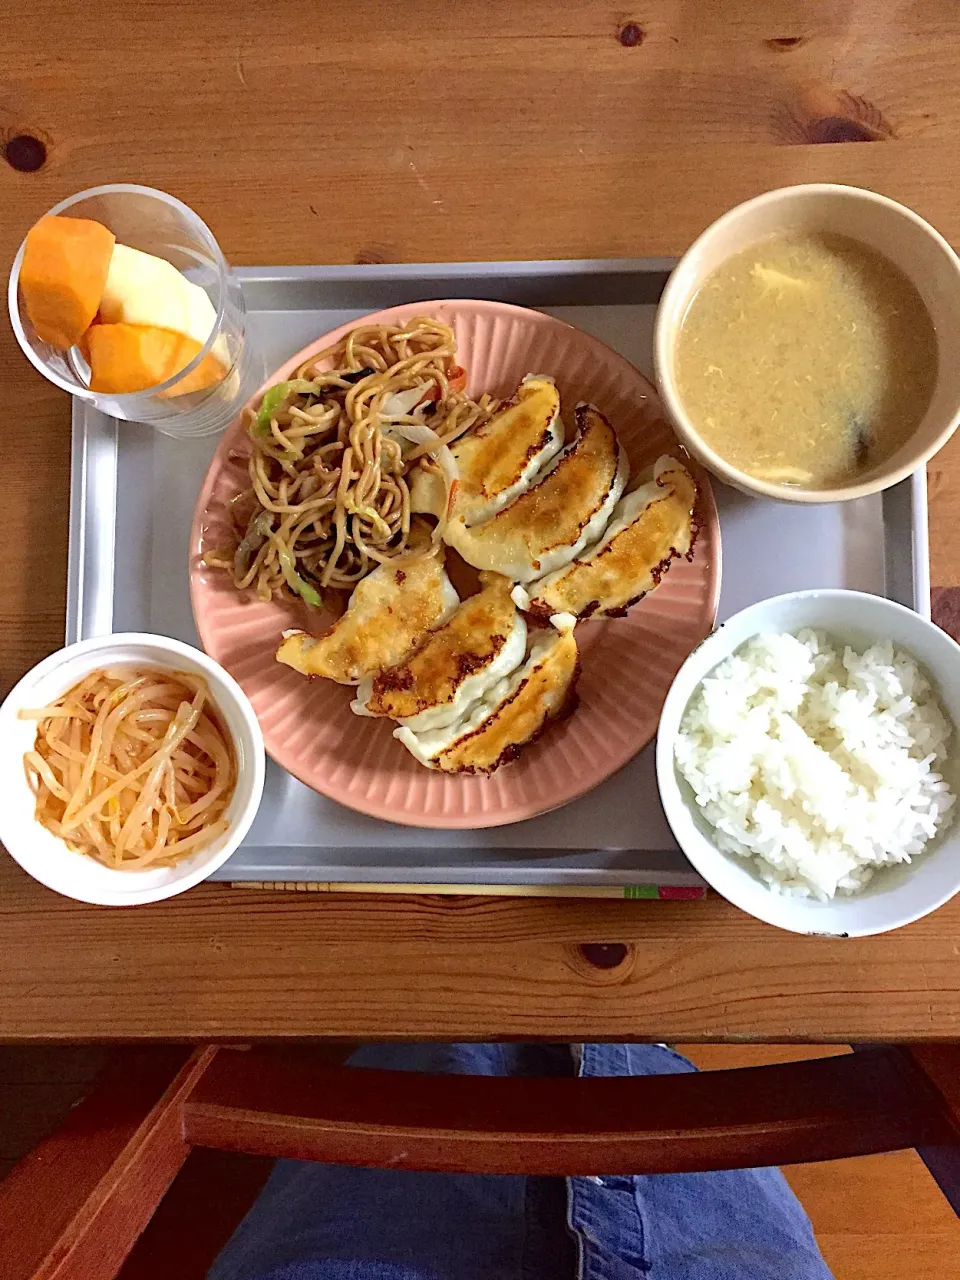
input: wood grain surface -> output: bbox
[3,0,960,1040]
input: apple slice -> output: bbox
[99,244,218,347]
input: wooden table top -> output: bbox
[3,0,960,1042]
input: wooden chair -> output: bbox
[1,1043,959,1279]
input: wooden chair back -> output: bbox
[1,1043,959,1280]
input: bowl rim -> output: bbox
[653,182,960,504]
[0,631,265,906]
[654,588,960,936]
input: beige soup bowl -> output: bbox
[654,183,960,503]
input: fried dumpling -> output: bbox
[276,547,458,686]
[394,620,579,773]
[444,403,628,583]
[410,375,563,526]
[351,574,527,731]
[511,456,697,621]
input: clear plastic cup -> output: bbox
[8,184,263,438]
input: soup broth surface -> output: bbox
[675,232,938,487]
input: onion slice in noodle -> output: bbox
[380,386,432,418]
[389,421,461,533]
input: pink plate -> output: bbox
[190,300,721,828]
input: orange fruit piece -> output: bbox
[87,323,226,396]
[20,216,116,350]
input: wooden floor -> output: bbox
[1,1044,958,1279]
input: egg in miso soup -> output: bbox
[674,232,938,487]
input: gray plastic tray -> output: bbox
[66,260,930,888]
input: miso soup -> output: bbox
[674,232,938,487]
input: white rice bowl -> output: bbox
[674,629,955,900]
[655,590,960,937]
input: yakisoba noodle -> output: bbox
[206,317,497,601]
[22,667,237,870]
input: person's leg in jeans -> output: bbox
[208,1043,575,1280]
[209,1043,834,1280]
[568,1043,834,1280]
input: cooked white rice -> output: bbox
[675,629,955,899]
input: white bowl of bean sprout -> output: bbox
[0,633,264,905]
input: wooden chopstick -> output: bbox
[229,881,707,900]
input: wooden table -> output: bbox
[3,0,960,1043]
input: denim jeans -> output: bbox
[209,1043,834,1280]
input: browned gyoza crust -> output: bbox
[452,377,561,513]
[363,576,518,720]
[275,547,455,684]
[433,631,580,774]
[410,376,562,523]
[445,404,625,579]
[523,458,697,621]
